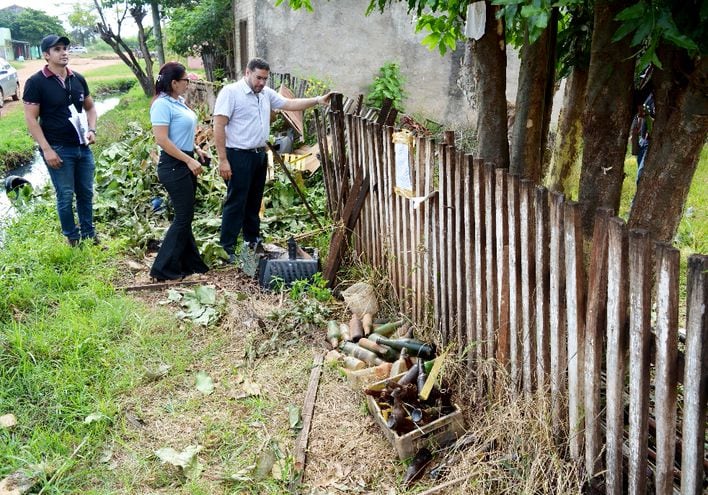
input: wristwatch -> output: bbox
[88,128,97,135]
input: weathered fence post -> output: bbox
[653,242,679,495]
[422,139,435,329]
[463,154,476,379]
[584,208,611,481]
[627,229,652,495]
[473,159,487,376]
[444,145,458,345]
[605,216,628,495]
[520,179,536,394]
[549,192,567,442]
[508,174,522,392]
[495,169,509,367]
[484,163,498,369]
[534,186,550,388]
[438,143,450,343]
[564,201,585,462]
[680,254,708,495]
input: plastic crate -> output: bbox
[365,374,465,460]
[257,248,319,289]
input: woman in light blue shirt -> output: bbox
[149,62,209,281]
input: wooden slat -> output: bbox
[507,174,521,391]
[438,143,450,344]
[431,146,441,334]
[445,146,457,347]
[323,172,370,287]
[400,156,411,315]
[375,124,391,283]
[422,139,435,329]
[328,111,345,207]
[653,242,679,495]
[680,254,708,495]
[372,123,386,270]
[293,352,324,475]
[455,150,466,351]
[350,115,364,257]
[520,179,536,394]
[395,146,405,312]
[313,108,335,217]
[382,126,397,298]
[484,163,497,364]
[563,200,585,462]
[411,138,422,325]
[472,159,486,371]
[583,208,611,480]
[549,192,567,441]
[605,216,628,495]
[627,229,652,495]
[463,154,476,377]
[534,186,550,387]
[367,119,378,265]
[495,169,509,367]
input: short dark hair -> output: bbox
[247,58,270,72]
[155,62,186,95]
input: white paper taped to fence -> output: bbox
[393,130,414,197]
[464,1,486,41]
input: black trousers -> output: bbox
[219,148,267,255]
[150,151,209,280]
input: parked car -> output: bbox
[0,57,19,108]
[68,45,88,54]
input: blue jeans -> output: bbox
[43,145,96,241]
[636,138,649,184]
[219,148,267,255]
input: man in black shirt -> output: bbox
[23,34,99,246]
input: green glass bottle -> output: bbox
[358,337,399,362]
[339,342,385,366]
[367,334,436,360]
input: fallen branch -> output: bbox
[117,280,202,292]
[290,352,325,489]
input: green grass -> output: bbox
[0,204,198,494]
[0,105,36,170]
[676,145,708,254]
[92,84,152,158]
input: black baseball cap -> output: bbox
[41,35,71,53]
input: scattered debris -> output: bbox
[0,470,38,495]
[0,414,17,429]
[154,445,203,480]
[195,371,215,395]
[292,352,325,486]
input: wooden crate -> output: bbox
[365,375,465,460]
[344,364,392,389]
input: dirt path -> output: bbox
[5,55,124,112]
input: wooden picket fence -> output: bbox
[301,86,707,493]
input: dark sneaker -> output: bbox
[225,253,237,265]
[66,237,80,247]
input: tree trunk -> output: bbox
[510,9,558,181]
[132,6,155,95]
[150,0,165,67]
[463,1,509,168]
[628,48,708,242]
[547,66,588,196]
[93,0,154,98]
[577,0,635,236]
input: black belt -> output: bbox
[232,147,266,153]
